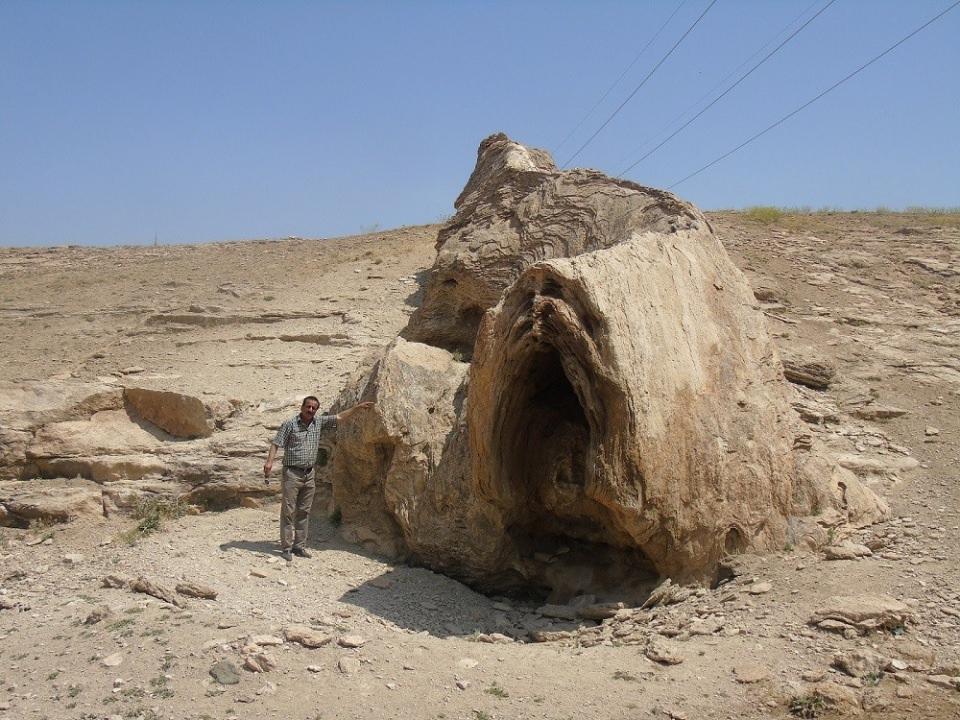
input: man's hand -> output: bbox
[337,401,375,420]
[263,461,273,482]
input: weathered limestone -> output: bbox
[0,378,275,510]
[332,133,888,595]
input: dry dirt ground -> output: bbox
[1,212,959,720]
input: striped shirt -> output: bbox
[272,413,337,469]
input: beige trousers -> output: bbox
[280,466,316,551]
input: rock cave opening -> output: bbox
[495,340,658,603]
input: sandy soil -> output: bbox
[1,211,959,720]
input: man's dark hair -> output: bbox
[302,396,320,407]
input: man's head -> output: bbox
[300,396,320,422]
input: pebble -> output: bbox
[747,582,772,595]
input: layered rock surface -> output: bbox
[333,134,888,596]
[0,380,275,525]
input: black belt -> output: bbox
[285,465,313,472]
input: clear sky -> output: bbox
[2,0,958,247]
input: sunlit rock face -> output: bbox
[332,133,887,600]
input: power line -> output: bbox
[562,0,718,169]
[554,0,689,156]
[618,0,835,178]
[668,0,960,190]
[615,0,822,172]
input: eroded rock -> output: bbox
[331,134,888,596]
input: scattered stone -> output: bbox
[537,603,577,620]
[256,681,277,696]
[130,576,185,608]
[851,405,908,421]
[645,638,683,665]
[824,542,873,560]
[62,553,85,564]
[337,634,366,648]
[250,635,284,647]
[747,581,772,595]
[175,582,217,600]
[101,652,124,667]
[642,579,694,609]
[101,574,130,589]
[833,649,888,678]
[926,675,960,691]
[924,426,940,437]
[456,679,471,690]
[243,652,277,673]
[369,576,394,589]
[284,625,332,648]
[337,656,361,674]
[306,664,323,673]
[456,658,479,669]
[810,595,912,634]
[209,660,241,685]
[84,605,113,625]
[577,602,624,620]
[734,663,769,683]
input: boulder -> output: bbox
[331,134,888,594]
[123,388,232,439]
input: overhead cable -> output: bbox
[562,0,718,169]
[618,0,836,177]
[554,0,689,155]
[668,0,960,190]
[616,0,822,170]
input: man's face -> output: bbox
[300,400,320,421]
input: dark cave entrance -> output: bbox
[496,342,658,603]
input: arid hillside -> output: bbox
[1,209,958,720]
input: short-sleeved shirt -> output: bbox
[272,413,337,469]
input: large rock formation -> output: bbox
[0,379,277,523]
[332,134,887,598]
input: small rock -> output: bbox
[824,542,873,560]
[924,426,940,437]
[926,675,960,691]
[537,604,577,620]
[62,553,85,565]
[101,574,130,589]
[747,582,772,595]
[456,658,479,670]
[209,660,241,685]
[456,679,471,690]
[243,652,277,673]
[734,663,769,683]
[833,649,888,678]
[645,638,683,665]
[285,625,331,648]
[306,665,323,673]
[250,635,284,647]
[255,681,277,696]
[84,605,113,625]
[337,634,366,648]
[337,657,361,674]
[101,652,124,668]
[175,582,218,600]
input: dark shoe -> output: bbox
[281,549,293,562]
[292,547,312,558]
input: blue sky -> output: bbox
[2,1,958,247]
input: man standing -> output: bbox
[263,396,371,561]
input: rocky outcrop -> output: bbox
[332,134,888,596]
[0,379,277,518]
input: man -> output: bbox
[264,396,372,561]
